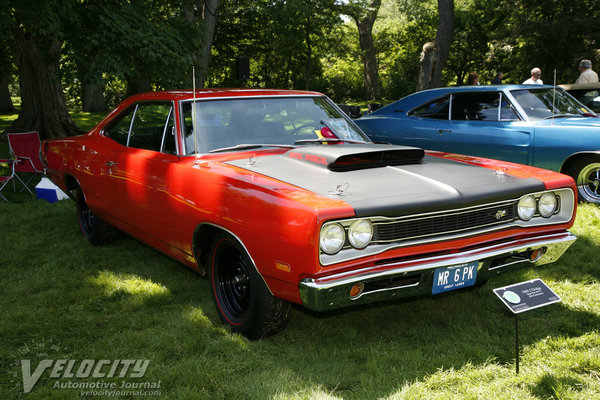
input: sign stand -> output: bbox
[515,314,519,374]
[493,278,561,374]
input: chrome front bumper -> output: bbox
[299,231,576,312]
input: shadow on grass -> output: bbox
[2,197,599,399]
[529,373,584,399]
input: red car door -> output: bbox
[100,102,182,251]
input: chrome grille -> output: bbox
[373,201,517,243]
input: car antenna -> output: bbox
[192,65,200,168]
[552,69,557,123]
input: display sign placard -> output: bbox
[493,278,561,314]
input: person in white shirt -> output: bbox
[575,59,598,84]
[523,67,543,84]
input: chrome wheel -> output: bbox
[576,162,600,203]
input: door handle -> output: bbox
[437,129,452,133]
[105,161,118,167]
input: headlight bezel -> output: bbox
[517,191,561,221]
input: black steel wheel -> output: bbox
[76,188,117,245]
[209,232,291,339]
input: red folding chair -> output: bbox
[0,158,15,201]
[7,131,45,195]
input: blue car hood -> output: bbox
[535,117,600,128]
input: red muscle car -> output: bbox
[43,89,577,339]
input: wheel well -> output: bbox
[561,152,600,174]
[64,175,80,199]
[193,224,227,274]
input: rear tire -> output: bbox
[76,188,117,245]
[209,232,291,339]
[566,156,600,203]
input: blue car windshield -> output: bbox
[509,88,591,120]
[181,96,369,154]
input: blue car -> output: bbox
[355,85,600,203]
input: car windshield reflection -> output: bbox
[181,97,368,154]
[509,88,591,120]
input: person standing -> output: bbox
[575,59,598,84]
[467,72,480,85]
[523,67,543,84]
[492,71,504,84]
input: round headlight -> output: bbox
[538,192,557,217]
[348,219,373,249]
[320,223,345,254]
[517,195,537,221]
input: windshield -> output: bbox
[509,88,591,120]
[181,96,369,154]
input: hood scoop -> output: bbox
[286,144,424,172]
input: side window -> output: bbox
[500,98,519,120]
[104,106,134,146]
[129,103,174,152]
[409,96,450,119]
[451,92,501,121]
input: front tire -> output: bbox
[566,157,600,203]
[76,188,117,245]
[209,232,291,339]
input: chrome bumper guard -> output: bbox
[299,231,576,312]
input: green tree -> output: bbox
[415,0,454,90]
[184,0,220,88]
[6,0,81,139]
[344,0,382,100]
[210,0,342,90]
[0,4,16,114]
[488,0,600,84]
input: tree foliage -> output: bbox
[210,0,342,91]
[3,0,600,138]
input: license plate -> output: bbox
[432,261,478,295]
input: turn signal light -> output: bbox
[530,247,546,262]
[349,282,365,299]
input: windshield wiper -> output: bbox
[294,138,366,145]
[209,143,294,153]
[544,113,583,119]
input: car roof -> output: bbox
[124,88,324,103]
[371,84,563,115]
[558,82,600,90]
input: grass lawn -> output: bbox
[1,188,599,398]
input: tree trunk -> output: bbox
[417,42,438,91]
[184,0,220,88]
[304,25,312,90]
[6,27,81,139]
[125,66,152,96]
[417,0,454,91]
[0,75,15,114]
[352,0,381,101]
[82,81,106,113]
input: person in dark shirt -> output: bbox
[492,71,504,84]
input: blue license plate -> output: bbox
[432,261,479,295]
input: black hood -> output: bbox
[226,144,545,217]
